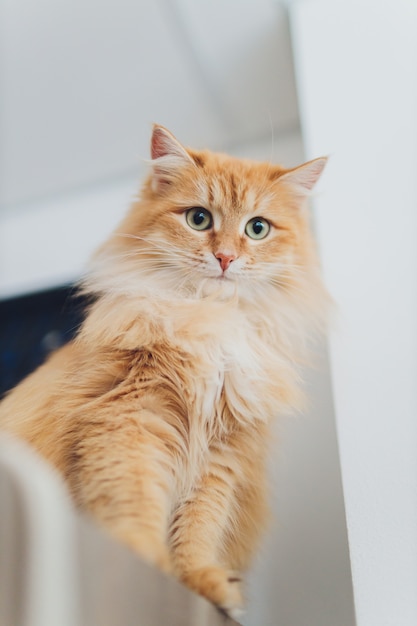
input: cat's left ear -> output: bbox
[277,157,328,194]
[150,125,195,192]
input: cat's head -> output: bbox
[87,125,327,304]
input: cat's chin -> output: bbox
[197,276,237,300]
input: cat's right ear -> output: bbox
[150,125,194,192]
[276,157,328,195]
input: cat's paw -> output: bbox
[180,566,243,618]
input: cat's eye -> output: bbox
[245,217,270,240]
[185,207,213,231]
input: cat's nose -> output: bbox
[215,252,236,272]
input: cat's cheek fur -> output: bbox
[0,125,329,615]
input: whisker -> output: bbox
[114,233,199,263]
[98,247,199,267]
[115,232,192,255]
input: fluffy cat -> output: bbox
[0,125,329,618]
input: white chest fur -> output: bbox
[173,303,285,428]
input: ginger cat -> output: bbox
[0,125,329,618]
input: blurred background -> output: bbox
[1,1,416,625]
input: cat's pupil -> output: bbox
[253,221,264,234]
[193,212,206,225]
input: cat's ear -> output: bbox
[277,157,328,194]
[150,125,195,192]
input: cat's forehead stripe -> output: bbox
[191,162,275,216]
[207,175,239,208]
[206,175,265,217]
[207,179,215,206]
[229,173,238,209]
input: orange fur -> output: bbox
[0,125,329,617]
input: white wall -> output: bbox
[290,1,417,624]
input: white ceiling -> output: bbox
[0,0,298,208]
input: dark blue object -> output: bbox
[0,285,87,397]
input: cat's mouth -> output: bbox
[215,274,232,281]
[199,266,234,282]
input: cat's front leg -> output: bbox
[168,462,243,618]
[67,406,178,573]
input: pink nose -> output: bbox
[215,252,236,272]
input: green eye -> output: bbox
[245,217,270,240]
[186,207,213,231]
